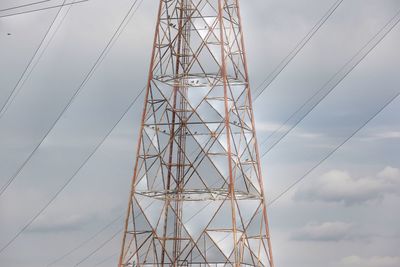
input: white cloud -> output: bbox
[291,221,354,242]
[362,131,400,141]
[295,167,400,205]
[256,121,290,134]
[338,255,400,267]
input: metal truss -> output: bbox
[119,0,275,266]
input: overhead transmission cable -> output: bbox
[0,0,89,18]
[74,200,156,266]
[0,0,52,12]
[267,93,400,206]
[0,0,142,198]
[66,7,400,264]
[0,0,338,198]
[74,229,122,266]
[192,92,400,261]
[80,87,400,263]
[46,214,123,266]
[253,0,344,99]
[39,1,374,263]
[0,0,144,254]
[0,0,69,119]
[91,253,118,267]
[258,7,400,157]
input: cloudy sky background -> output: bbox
[0,0,399,266]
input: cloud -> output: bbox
[361,131,400,141]
[291,221,354,242]
[27,214,93,233]
[294,167,400,205]
[338,255,400,267]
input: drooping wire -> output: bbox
[58,15,400,267]
[46,213,123,267]
[74,229,122,266]
[0,0,52,12]
[192,92,400,261]
[258,7,400,158]
[0,0,144,254]
[0,0,68,119]
[267,92,400,206]
[0,0,89,18]
[91,252,118,266]
[73,199,156,266]
[0,0,142,198]
[252,0,345,99]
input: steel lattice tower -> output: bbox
[119,0,275,266]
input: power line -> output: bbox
[91,252,118,266]
[46,214,123,267]
[0,0,69,119]
[253,0,344,99]
[259,7,400,158]
[267,91,400,206]
[0,0,89,18]
[194,91,400,261]
[69,85,400,267]
[74,228,122,266]
[43,2,400,264]
[0,0,340,199]
[0,0,52,12]
[73,199,156,266]
[0,0,142,198]
[0,85,144,254]
[0,0,144,254]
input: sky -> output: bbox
[0,0,400,266]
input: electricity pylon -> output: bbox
[119,0,275,266]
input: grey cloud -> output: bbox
[26,213,92,233]
[291,221,355,242]
[338,255,400,267]
[294,166,400,205]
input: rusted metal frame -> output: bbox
[128,9,188,267]
[131,196,175,265]
[217,0,240,265]
[142,96,164,191]
[223,2,245,81]
[200,201,263,266]
[217,10,260,196]
[155,2,175,77]
[141,233,157,263]
[122,203,137,262]
[180,19,220,86]
[172,0,226,78]
[190,197,232,263]
[225,80,252,194]
[127,200,160,260]
[166,0,204,79]
[161,115,230,195]
[125,232,153,263]
[118,0,165,265]
[237,201,264,266]
[216,2,244,82]
[180,120,234,190]
[173,0,222,87]
[173,2,192,259]
[235,0,275,266]
[161,0,185,263]
[148,81,182,189]
[162,202,212,264]
[165,0,181,77]
[156,83,235,188]
[204,231,231,263]
[221,4,244,80]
